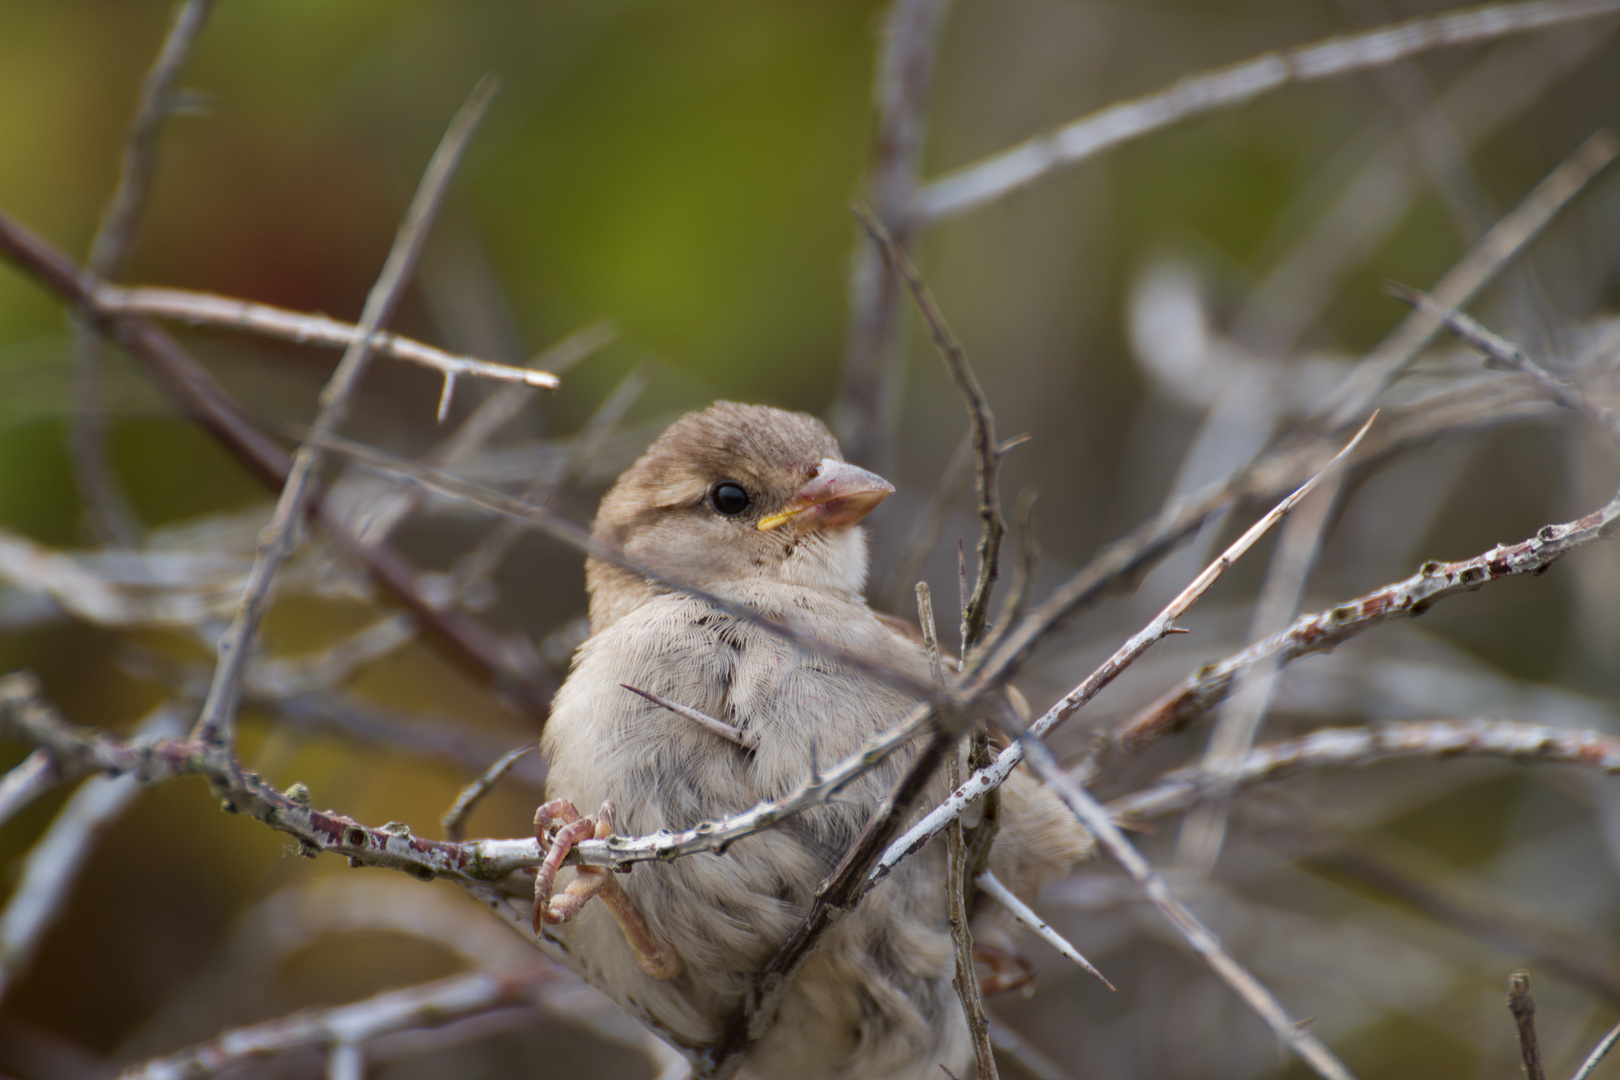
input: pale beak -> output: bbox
[757,458,894,532]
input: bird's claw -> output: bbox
[532,798,682,980]
[974,941,1036,997]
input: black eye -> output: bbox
[711,482,751,516]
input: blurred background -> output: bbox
[2,1,1620,1077]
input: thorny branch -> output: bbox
[1087,487,1620,779]
[869,416,1374,890]
[97,286,560,394]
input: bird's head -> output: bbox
[586,401,893,630]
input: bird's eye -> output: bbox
[711,482,751,516]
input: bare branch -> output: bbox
[870,416,1374,889]
[116,965,559,1080]
[0,749,62,832]
[441,744,536,843]
[1110,720,1620,824]
[0,210,544,715]
[1572,1018,1620,1080]
[1018,737,1359,1080]
[1315,128,1616,430]
[912,0,1620,223]
[1390,283,1620,445]
[835,0,953,470]
[1509,972,1548,1080]
[0,705,182,1007]
[1174,478,1341,876]
[1092,488,1620,777]
[72,0,219,545]
[923,584,997,1080]
[976,870,1112,990]
[98,286,560,392]
[189,77,498,757]
[856,202,1004,653]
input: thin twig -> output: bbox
[116,965,558,1080]
[1089,487,1620,778]
[1572,1018,1620,1080]
[835,0,953,470]
[347,319,614,554]
[1229,13,1609,355]
[1315,128,1616,430]
[912,0,1620,223]
[976,870,1113,990]
[441,744,536,842]
[870,416,1375,889]
[189,77,498,757]
[1019,737,1358,1080]
[71,0,219,545]
[1509,972,1548,1080]
[98,286,560,392]
[1390,284,1620,445]
[855,202,1004,653]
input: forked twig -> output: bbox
[442,744,537,842]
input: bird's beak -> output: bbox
[757,458,894,532]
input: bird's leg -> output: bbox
[973,942,1036,997]
[532,799,682,981]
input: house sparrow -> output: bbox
[538,402,1089,1079]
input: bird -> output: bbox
[537,401,1091,1079]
